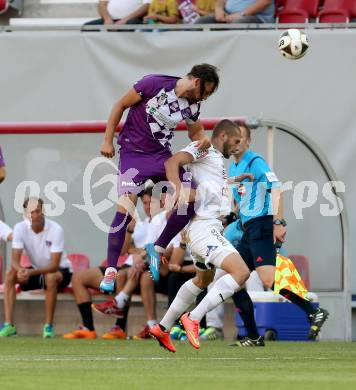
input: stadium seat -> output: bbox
[101,254,129,268]
[278,0,321,22]
[348,0,356,19]
[278,9,309,23]
[318,0,350,22]
[67,253,90,273]
[0,0,8,14]
[288,255,310,290]
[275,0,288,17]
[20,254,31,268]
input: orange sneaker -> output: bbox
[180,313,200,349]
[102,325,126,340]
[63,326,97,339]
[92,299,125,318]
[149,324,176,353]
[132,324,151,340]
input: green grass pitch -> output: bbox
[0,338,356,390]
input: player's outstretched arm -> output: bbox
[227,173,254,184]
[101,88,142,158]
[187,120,211,150]
[165,151,194,207]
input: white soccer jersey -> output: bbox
[132,211,167,248]
[182,142,231,220]
[12,218,71,270]
[0,220,12,242]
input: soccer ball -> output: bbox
[278,29,309,60]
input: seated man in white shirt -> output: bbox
[63,188,169,340]
[0,197,72,338]
[85,0,151,26]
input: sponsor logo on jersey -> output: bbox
[210,228,228,246]
[206,245,218,257]
[194,149,208,159]
[265,171,279,182]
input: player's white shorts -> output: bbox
[186,218,238,271]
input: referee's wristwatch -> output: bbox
[273,218,287,227]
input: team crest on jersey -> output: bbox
[194,149,208,159]
[206,245,218,256]
[45,240,52,247]
[157,92,168,106]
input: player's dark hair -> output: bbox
[212,119,239,139]
[23,197,44,209]
[142,188,153,198]
[237,123,251,139]
[187,64,219,100]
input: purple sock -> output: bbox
[107,211,132,268]
[155,202,195,249]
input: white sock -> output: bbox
[147,320,158,328]
[115,291,130,309]
[190,274,240,322]
[160,279,203,331]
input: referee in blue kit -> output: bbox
[229,124,329,346]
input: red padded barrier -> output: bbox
[0,117,247,134]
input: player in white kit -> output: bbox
[149,119,253,352]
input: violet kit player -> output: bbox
[99,64,220,292]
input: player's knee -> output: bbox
[140,271,153,288]
[5,268,17,284]
[259,274,274,289]
[193,273,212,290]
[45,273,59,288]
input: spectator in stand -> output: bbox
[195,0,274,24]
[85,0,151,26]
[143,0,179,24]
[178,0,215,23]
[0,146,6,184]
[0,220,12,243]
[0,197,72,338]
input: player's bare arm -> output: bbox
[272,188,286,243]
[11,248,23,273]
[0,166,6,183]
[101,88,142,158]
[28,252,62,276]
[227,173,254,184]
[215,0,226,22]
[165,151,194,207]
[187,120,211,150]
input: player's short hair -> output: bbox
[212,119,240,139]
[187,64,219,100]
[237,123,251,140]
[142,188,153,198]
[23,197,44,210]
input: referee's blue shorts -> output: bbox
[236,215,276,271]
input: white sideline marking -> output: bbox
[0,356,330,362]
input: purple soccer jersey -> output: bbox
[0,146,5,167]
[118,75,201,154]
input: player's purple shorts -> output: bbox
[117,148,195,196]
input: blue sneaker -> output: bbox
[43,324,55,339]
[170,325,184,340]
[144,243,161,282]
[99,267,117,293]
